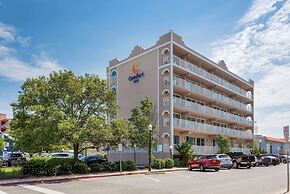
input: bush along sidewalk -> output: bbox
[22,157,137,176]
[152,158,174,169]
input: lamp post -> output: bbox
[148,124,153,172]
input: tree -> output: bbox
[175,142,193,165]
[250,139,267,154]
[110,119,130,147]
[216,135,231,154]
[128,97,157,150]
[10,70,118,159]
[0,138,5,151]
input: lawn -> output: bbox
[0,167,23,179]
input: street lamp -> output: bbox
[148,124,153,172]
[259,139,262,150]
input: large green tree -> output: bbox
[10,70,118,159]
[128,97,157,150]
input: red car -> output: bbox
[188,154,221,171]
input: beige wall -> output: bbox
[113,50,159,120]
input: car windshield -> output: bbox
[206,155,217,159]
[11,153,22,157]
[218,155,229,159]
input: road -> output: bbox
[0,164,288,194]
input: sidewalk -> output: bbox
[0,167,187,186]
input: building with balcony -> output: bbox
[107,32,254,160]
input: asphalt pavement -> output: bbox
[0,164,288,194]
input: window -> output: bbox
[173,94,181,98]
[174,135,180,145]
[212,139,216,147]
[111,70,117,83]
[174,114,181,119]
[186,137,195,145]
[197,138,205,146]
[111,86,117,93]
[186,116,195,122]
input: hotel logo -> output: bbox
[128,61,144,83]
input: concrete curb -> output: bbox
[0,168,187,186]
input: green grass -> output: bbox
[0,167,23,179]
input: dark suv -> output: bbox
[3,153,26,167]
[226,152,254,169]
[256,154,271,166]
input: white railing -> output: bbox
[173,76,252,113]
[192,145,219,154]
[173,56,252,100]
[173,118,253,139]
[173,97,253,126]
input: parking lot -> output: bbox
[0,164,288,194]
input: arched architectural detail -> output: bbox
[161,48,170,65]
[161,68,170,75]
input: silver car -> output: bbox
[217,154,232,169]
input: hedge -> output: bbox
[22,157,88,176]
[89,161,136,173]
[152,158,174,169]
[23,158,137,176]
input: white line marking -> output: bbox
[0,190,8,194]
[138,174,160,182]
[174,173,191,178]
[19,185,66,194]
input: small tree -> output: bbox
[250,139,267,154]
[216,135,231,153]
[175,142,193,165]
[128,97,158,151]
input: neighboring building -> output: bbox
[255,135,287,154]
[0,113,9,133]
[107,32,254,162]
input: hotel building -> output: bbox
[107,32,254,158]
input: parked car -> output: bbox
[217,154,232,169]
[226,152,253,169]
[48,153,74,158]
[188,154,221,172]
[280,155,288,164]
[256,154,271,166]
[2,152,26,167]
[266,155,280,166]
[80,155,108,165]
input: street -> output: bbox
[0,164,288,194]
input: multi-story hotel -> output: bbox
[107,32,254,159]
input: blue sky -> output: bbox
[0,0,290,138]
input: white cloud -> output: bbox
[211,0,290,137]
[0,22,61,81]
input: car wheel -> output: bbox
[227,166,232,169]
[247,165,251,169]
[283,160,287,164]
[215,168,219,171]
[200,164,205,171]
[188,164,192,171]
[233,161,238,169]
[265,163,269,167]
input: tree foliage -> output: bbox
[175,142,193,164]
[128,97,157,150]
[0,138,5,151]
[10,70,118,159]
[250,139,267,154]
[216,135,231,154]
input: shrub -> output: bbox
[163,158,174,168]
[22,157,88,176]
[89,163,103,172]
[173,158,185,167]
[152,159,164,169]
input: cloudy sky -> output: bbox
[0,0,289,137]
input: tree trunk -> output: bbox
[73,143,79,160]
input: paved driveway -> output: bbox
[0,164,288,194]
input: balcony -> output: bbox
[173,76,252,113]
[173,118,253,140]
[173,97,253,127]
[173,56,252,100]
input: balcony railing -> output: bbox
[173,56,252,100]
[174,118,253,139]
[174,145,251,154]
[173,97,253,126]
[173,76,252,113]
